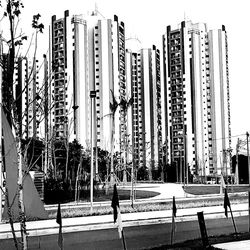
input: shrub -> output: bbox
[44,178,73,204]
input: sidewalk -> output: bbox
[130,183,187,199]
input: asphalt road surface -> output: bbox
[0,216,248,249]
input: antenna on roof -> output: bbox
[94,2,106,18]
[184,12,191,22]
[95,2,98,14]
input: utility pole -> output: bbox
[183,148,185,186]
[123,134,129,183]
[179,153,182,183]
[48,26,53,178]
[0,39,2,223]
[95,141,99,181]
[247,132,250,186]
[44,54,48,177]
[185,132,188,185]
[93,92,99,182]
[203,160,206,184]
[224,149,228,185]
[235,138,239,184]
[90,91,96,212]
[176,160,179,183]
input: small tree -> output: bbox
[21,138,44,171]
[0,1,44,249]
[75,148,91,202]
[68,139,83,184]
[97,147,110,180]
[52,139,67,179]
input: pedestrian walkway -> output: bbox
[213,240,250,249]
[134,183,186,199]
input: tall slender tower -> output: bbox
[71,15,90,148]
[126,46,163,181]
[125,51,141,177]
[51,10,74,141]
[14,57,40,139]
[162,20,231,182]
[51,10,126,158]
[94,15,126,155]
[208,26,231,176]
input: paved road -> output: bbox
[0,215,248,249]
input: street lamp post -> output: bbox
[123,134,129,184]
[180,152,183,184]
[246,132,250,185]
[236,139,240,184]
[0,43,2,222]
[125,135,135,206]
[90,90,96,212]
[175,159,179,183]
[131,160,135,206]
[224,149,228,184]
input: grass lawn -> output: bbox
[47,188,161,218]
[184,185,250,195]
[45,186,160,205]
[46,185,250,219]
[92,189,160,202]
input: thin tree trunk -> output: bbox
[52,142,57,179]
[105,155,110,195]
[74,166,79,203]
[110,114,115,185]
[65,140,69,182]
[6,2,26,245]
[5,188,19,250]
[75,155,83,202]
[17,141,27,250]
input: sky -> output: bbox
[2,0,249,153]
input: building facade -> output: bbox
[162,20,231,182]
[51,11,127,171]
[93,15,126,156]
[51,10,74,142]
[13,57,41,139]
[126,46,163,181]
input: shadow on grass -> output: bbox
[92,189,160,202]
[45,188,160,205]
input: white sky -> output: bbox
[6,0,250,151]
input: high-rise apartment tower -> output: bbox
[162,21,231,182]
[126,46,163,181]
